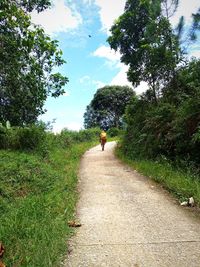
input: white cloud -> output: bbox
[92,45,121,63]
[31,0,82,35]
[52,123,64,133]
[79,75,106,89]
[110,65,148,95]
[91,45,149,94]
[134,81,149,95]
[92,45,132,90]
[79,75,91,84]
[92,45,148,95]
[188,42,200,59]
[170,0,199,27]
[92,80,106,88]
[94,0,126,34]
[83,0,93,5]
[92,45,121,70]
[110,65,130,86]
[188,50,200,59]
[50,113,83,133]
[53,121,82,133]
[64,122,83,131]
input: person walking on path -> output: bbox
[99,130,107,151]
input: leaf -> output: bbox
[0,243,5,257]
[67,221,82,227]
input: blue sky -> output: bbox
[31,0,200,132]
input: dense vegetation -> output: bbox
[84,85,135,130]
[0,125,100,266]
[108,0,200,170]
[122,61,200,166]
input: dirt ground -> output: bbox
[64,141,200,267]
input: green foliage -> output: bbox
[107,127,123,137]
[0,123,52,157]
[0,1,68,126]
[76,128,101,142]
[108,0,181,102]
[17,0,51,12]
[17,126,46,150]
[84,85,135,130]
[57,128,100,148]
[0,151,56,203]
[121,59,200,166]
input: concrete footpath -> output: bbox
[64,142,200,267]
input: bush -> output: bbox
[107,127,122,137]
[57,128,100,148]
[0,126,20,150]
[17,125,46,150]
[0,124,7,148]
[0,123,54,157]
[76,128,100,142]
[57,129,75,148]
[0,124,100,157]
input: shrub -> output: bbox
[107,127,122,137]
[56,128,100,147]
[0,123,53,157]
[57,129,75,148]
[0,124,9,149]
[0,124,100,156]
[76,128,100,142]
[17,125,46,150]
[0,126,20,150]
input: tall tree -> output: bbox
[84,85,135,130]
[0,0,68,126]
[108,0,181,103]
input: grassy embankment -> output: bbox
[116,145,200,205]
[0,127,98,266]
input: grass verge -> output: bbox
[115,146,200,206]
[0,141,97,267]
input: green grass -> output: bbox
[0,141,97,267]
[116,146,200,205]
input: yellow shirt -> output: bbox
[100,131,107,138]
